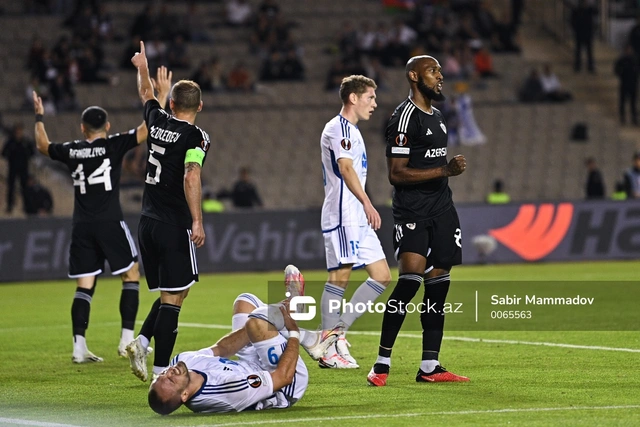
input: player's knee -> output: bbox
[161,289,189,306]
[233,299,257,315]
[121,262,140,282]
[328,268,352,288]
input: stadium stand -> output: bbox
[1,0,639,218]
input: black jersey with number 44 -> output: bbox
[48,130,138,223]
[142,99,210,228]
[385,98,453,223]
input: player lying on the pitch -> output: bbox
[148,291,341,414]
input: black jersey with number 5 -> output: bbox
[385,98,453,223]
[48,130,138,223]
[142,99,210,228]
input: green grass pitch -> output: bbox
[1,261,639,426]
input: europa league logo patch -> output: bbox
[395,133,407,146]
[247,374,262,388]
[341,138,351,150]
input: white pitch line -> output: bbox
[180,322,640,353]
[0,417,83,427]
[183,405,640,427]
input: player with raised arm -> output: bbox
[367,55,469,386]
[126,41,210,382]
[32,67,172,363]
[319,75,392,369]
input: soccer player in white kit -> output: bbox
[319,75,392,369]
[148,268,340,415]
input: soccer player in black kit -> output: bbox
[126,41,210,382]
[367,55,469,386]
[32,67,171,363]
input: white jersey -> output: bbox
[173,349,280,413]
[321,115,368,231]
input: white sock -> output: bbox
[137,335,150,349]
[420,360,439,373]
[375,356,391,366]
[232,313,250,331]
[152,365,166,375]
[339,278,386,329]
[73,335,87,353]
[321,282,344,330]
[121,328,134,344]
[280,328,318,348]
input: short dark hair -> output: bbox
[171,80,202,113]
[339,75,377,104]
[81,106,108,131]
[148,386,182,416]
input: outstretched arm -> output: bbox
[32,91,51,157]
[135,65,173,144]
[131,41,156,106]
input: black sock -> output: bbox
[421,274,450,362]
[71,286,95,337]
[139,297,161,340]
[153,303,181,367]
[120,281,139,330]
[378,273,423,358]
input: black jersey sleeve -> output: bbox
[144,99,168,127]
[386,106,420,159]
[109,129,139,159]
[48,142,72,163]
[186,126,211,164]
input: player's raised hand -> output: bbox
[364,202,382,230]
[445,154,467,177]
[131,40,148,68]
[32,91,44,115]
[190,220,206,248]
[279,304,300,333]
[151,65,173,98]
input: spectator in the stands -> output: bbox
[183,1,211,42]
[167,34,191,70]
[519,68,545,103]
[571,0,597,73]
[259,0,280,20]
[614,44,639,125]
[358,21,377,55]
[540,63,572,102]
[227,0,253,27]
[228,61,256,92]
[2,124,34,214]
[218,167,263,209]
[623,151,640,199]
[492,8,521,53]
[585,157,605,200]
[130,3,155,40]
[474,45,499,78]
[24,175,54,216]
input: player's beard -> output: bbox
[417,75,446,102]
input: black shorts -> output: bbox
[69,221,138,278]
[392,206,462,270]
[138,215,198,292]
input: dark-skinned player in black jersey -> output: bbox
[367,55,469,386]
[32,67,172,364]
[126,41,210,382]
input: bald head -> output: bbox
[405,55,438,83]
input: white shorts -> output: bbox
[323,225,386,271]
